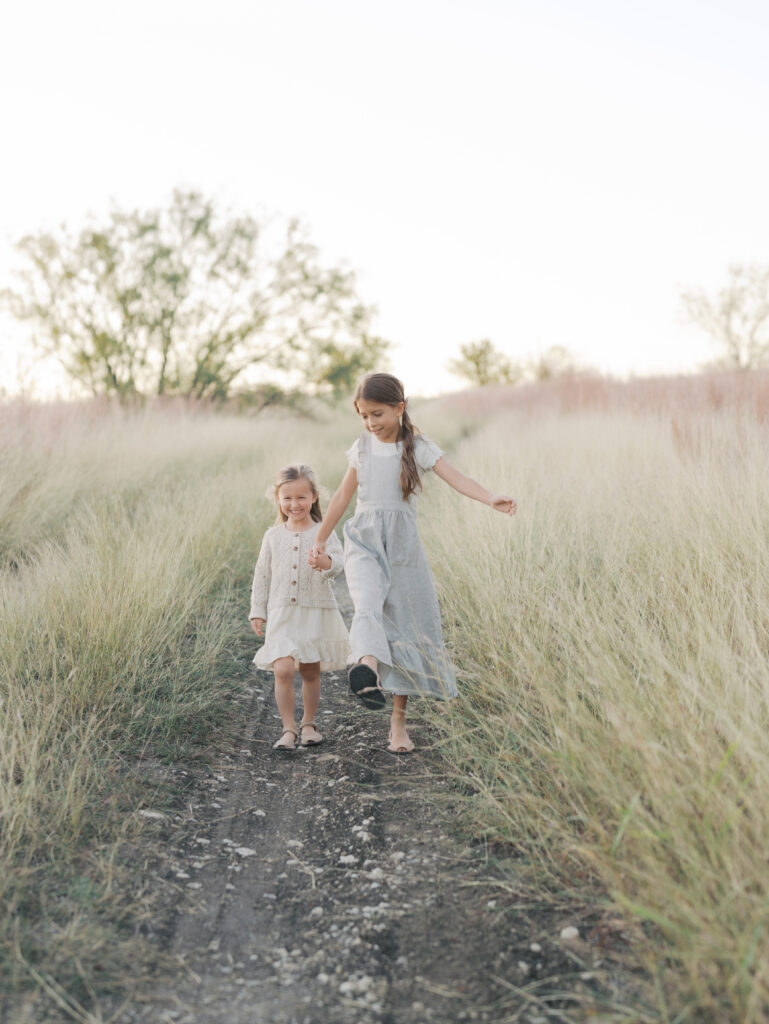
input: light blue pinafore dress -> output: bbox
[343,431,458,699]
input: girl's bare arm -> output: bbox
[313,467,358,551]
[432,458,516,515]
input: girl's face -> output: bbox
[356,398,405,443]
[277,478,316,527]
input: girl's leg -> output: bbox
[298,661,322,743]
[273,657,297,745]
[388,695,414,753]
[345,543,387,706]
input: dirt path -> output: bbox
[109,581,641,1024]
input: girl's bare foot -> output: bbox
[387,725,414,754]
[388,694,412,752]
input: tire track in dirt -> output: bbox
[109,579,643,1024]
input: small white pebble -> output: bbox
[186,882,202,889]
[518,961,530,974]
[530,942,542,953]
[286,839,303,848]
[174,871,191,880]
[339,854,357,865]
[138,809,165,820]
[235,847,257,857]
[253,809,266,817]
[560,926,580,941]
[309,906,323,918]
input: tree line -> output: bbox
[3,190,768,402]
[1,191,385,407]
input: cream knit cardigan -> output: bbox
[249,521,344,621]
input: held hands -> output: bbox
[307,546,331,572]
[250,617,266,636]
[490,495,517,516]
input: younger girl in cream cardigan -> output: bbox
[250,463,350,750]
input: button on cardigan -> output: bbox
[249,521,344,621]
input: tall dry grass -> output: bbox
[437,368,769,422]
[422,405,769,1021]
[5,380,769,1019]
[0,400,360,1016]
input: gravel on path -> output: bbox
[106,579,646,1024]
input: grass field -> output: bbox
[2,376,769,1020]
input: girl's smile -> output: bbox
[278,479,317,530]
[355,397,405,443]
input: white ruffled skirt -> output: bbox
[253,605,351,672]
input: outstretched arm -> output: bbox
[312,466,358,552]
[432,458,516,515]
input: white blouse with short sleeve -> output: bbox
[346,433,443,471]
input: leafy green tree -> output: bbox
[2,190,387,401]
[447,339,521,387]
[681,264,769,369]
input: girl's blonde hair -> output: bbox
[268,464,323,524]
[353,372,421,502]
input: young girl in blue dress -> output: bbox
[311,373,515,754]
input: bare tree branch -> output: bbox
[681,264,769,369]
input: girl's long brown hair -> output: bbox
[272,464,323,524]
[353,373,421,502]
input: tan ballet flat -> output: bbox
[273,727,298,751]
[299,721,323,747]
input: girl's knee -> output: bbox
[273,657,296,681]
[298,662,321,684]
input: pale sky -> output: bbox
[2,0,768,397]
